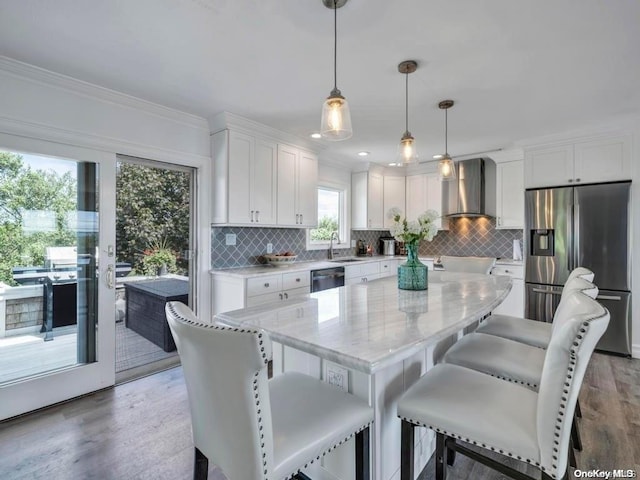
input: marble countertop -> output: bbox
[215,272,512,374]
[209,255,437,279]
[210,256,521,279]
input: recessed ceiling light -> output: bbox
[310,133,322,139]
[388,162,401,167]
[433,154,444,159]
[357,151,370,157]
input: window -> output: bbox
[306,185,349,250]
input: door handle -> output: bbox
[106,264,115,289]
[532,288,563,296]
[597,294,622,301]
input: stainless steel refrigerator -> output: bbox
[525,182,632,356]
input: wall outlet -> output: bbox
[324,361,348,392]
[351,240,356,248]
[225,233,237,246]
[266,243,273,254]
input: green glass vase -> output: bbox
[397,242,428,290]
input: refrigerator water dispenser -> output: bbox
[531,229,554,256]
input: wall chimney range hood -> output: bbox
[442,158,496,218]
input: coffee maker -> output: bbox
[356,239,367,256]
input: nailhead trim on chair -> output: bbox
[283,422,373,480]
[166,302,270,364]
[168,303,372,480]
[399,309,607,479]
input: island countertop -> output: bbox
[215,272,512,374]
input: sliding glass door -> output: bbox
[0,140,116,420]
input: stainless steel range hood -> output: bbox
[442,158,496,218]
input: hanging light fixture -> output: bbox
[438,99,457,181]
[397,60,418,165]
[320,0,352,141]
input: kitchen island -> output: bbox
[216,272,512,480]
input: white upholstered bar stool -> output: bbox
[476,267,595,347]
[439,255,496,274]
[441,278,598,454]
[165,302,374,480]
[397,294,609,480]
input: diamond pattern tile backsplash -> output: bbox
[212,220,522,269]
[418,217,523,258]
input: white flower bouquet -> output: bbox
[387,208,439,245]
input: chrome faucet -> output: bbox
[329,231,341,259]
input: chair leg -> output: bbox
[194,447,208,480]
[355,426,370,480]
[576,398,582,418]
[571,414,583,451]
[436,433,447,480]
[569,437,577,468]
[446,437,456,466]
[401,420,415,480]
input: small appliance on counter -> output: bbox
[356,239,367,256]
[379,237,396,256]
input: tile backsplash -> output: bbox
[418,217,522,258]
[212,219,522,269]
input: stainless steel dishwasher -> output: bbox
[310,266,345,292]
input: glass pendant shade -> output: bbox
[397,132,418,164]
[321,91,353,140]
[438,155,457,181]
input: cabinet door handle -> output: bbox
[279,293,283,300]
[295,214,299,224]
[568,179,574,183]
[264,282,270,288]
[284,292,288,299]
[255,210,260,222]
[575,178,581,182]
[251,210,255,222]
[504,269,511,273]
[300,214,303,224]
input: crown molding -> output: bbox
[0,56,209,132]
[208,111,321,153]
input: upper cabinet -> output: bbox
[277,144,318,227]
[495,160,524,229]
[211,116,318,227]
[405,173,448,230]
[383,175,406,229]
[524,134,631,188]
[212,129,277,225]
[352,171,383,229]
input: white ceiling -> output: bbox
[1,0,639,168]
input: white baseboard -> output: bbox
[632,343,640,359]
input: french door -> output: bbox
[0,135,116,420]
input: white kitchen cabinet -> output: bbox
[524,134,631,188]
[490,264,524,317]
[212,270,312,314]
[277,144,318,227]
[352,171,384,229]
[495,160,524,229]
[405,173,448,231]
[345,261,381,285]
[212,129,277,225]
[383,175,406,229]
[379,258,400,277]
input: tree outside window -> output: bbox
[310,188,341,242]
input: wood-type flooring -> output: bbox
[0,353,637,480]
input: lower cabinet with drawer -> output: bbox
[490,264,524,317]
[345,261,381,285]
[212,270,311,314]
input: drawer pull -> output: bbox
[264,282,270,288]
[284,292,289,299]
[279,293,283,300]
[296,278,301,282]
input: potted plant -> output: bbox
[141,240,177,276]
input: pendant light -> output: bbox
[320,0,352,141]
[397,60,418,165]
[438,99,457,181]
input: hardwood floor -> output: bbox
[0,353,637,480]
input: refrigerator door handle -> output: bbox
[597,294,622,301]
[574,201,580,270]
[532,288,564,296]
